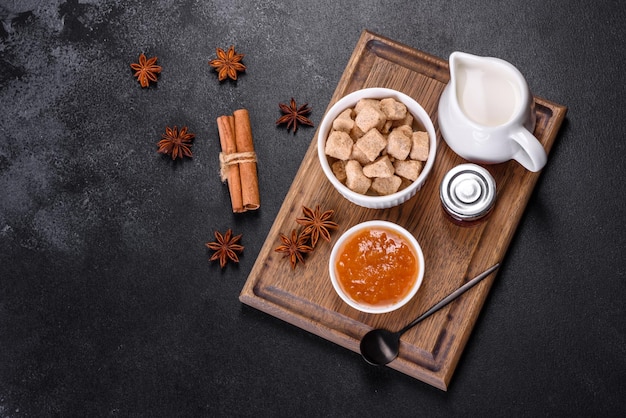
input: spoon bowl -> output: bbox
[359,263,500,366]
[360,329,400,365]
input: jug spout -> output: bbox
[447,51,480,89]
[447,51,464,85]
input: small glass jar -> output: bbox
[440,164,496,224]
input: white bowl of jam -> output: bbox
[329,220,425,314]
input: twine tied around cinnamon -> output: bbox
[220,151,256,183]
[219,151,257,182]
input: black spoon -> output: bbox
[359,263,500,366]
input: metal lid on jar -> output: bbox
[440,164,496,221]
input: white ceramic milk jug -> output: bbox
[438,52,547,172]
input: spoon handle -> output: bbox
[398,263,500,336]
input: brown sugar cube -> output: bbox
[350,143,371,165]
[381,119,394,134]
[332,108,355,132]
[339,107,354,119]
[371,175,402,196]
[395,124,413,138]
[399,176,412,190]
[355,128,387,162]
[325,131,353,160]
[387,128,412,160]
[349,123,365,141]
[354,98,380,114]
[355,105,386,132]
[331,160,347,183]
[380,98,407,120]
[363,155,394,178]
[392,112,414,128]
[394,159,423,181]
[345,160,372,194]
[410,131,430,161]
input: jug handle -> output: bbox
[510,128,547,172]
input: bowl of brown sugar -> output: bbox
[317,88,437,209]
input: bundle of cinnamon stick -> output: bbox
[217,109,260,213]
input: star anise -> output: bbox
[296,205,338,248]
[157,125,194,160]
[274,229,313,269]
[276,98,314,133]
[209,45,246,81]
[130,53,162,88]
[206,229,244,268]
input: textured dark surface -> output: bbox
[1,0,624,416]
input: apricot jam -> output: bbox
[335,226,419,307]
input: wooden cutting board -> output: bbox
[240,30,567,390]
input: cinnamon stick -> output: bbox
[233,109,260,211]
[217,115,244,213]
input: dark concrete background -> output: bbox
[1,0,624,416]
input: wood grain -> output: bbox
[239,30,567,390]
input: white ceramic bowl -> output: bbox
[329,220,425,314]
[317,88,437,209]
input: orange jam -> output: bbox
[335,226,419,307]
